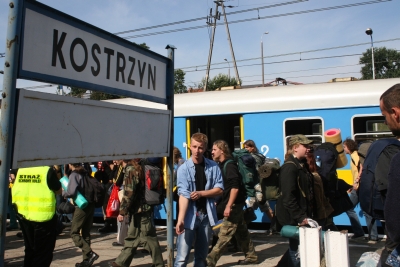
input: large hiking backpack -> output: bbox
[358,138,400,220]
[314,142,353,216]
[141,158,165,206]
[232,149,259,197]
[257,158,281,201]
[314,142,339,196]
[82,172,106,208]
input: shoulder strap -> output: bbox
[364,139,400,172]
[223,159,235,177]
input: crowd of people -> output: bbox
[6,82,400,267]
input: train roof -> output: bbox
[106,78,400,117]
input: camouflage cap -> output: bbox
[288,134,313,147]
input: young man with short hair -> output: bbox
[207,140,258,266]
[174,133,224,267]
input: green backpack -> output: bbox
[231,149,259,198]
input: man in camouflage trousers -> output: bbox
[108,159,164,267]
[207,140,258,266]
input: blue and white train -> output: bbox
[107,77,400,228]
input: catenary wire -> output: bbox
[114,0,307,35]
[123,0,391,39]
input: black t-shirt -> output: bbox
[219,160,246,205]
[194,160,207,210]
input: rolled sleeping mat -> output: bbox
[280,225,326,242]
[324,128,348,168]
[60,176,88,209]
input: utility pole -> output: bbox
[220,1,240,87]
[204,2,220,91]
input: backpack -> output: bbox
[82,172,106,208]
[141,158,165,206]
[257,158,281,201]
[358,140,373,165]
[358,138,400,220]
[314,142,339,196]
[314,142,353,217]
[231,149,259,197]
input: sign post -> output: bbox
[0,0,23,265]
[0,0,174,265]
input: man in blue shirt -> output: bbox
[174,133,224,267]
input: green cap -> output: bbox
[288,134,313,147]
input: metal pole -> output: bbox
[204,2,219,91]
[224,58,230,81]
[261,38,264,86]
[165,44,176,267]
[370,35,375,80]
[0,0,23,265]
[261,32,268,87]
[221,2,240,87]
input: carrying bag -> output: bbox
[81,172,106,208]
[106,184,120,218]
[141,158,165,206]
[57,200,75,214]
[232,149,259,197]
[358,138,400,220]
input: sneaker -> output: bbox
[237,259,259,265]
[108,262,121,267]
[112,242,123,247]
[350,234,365,240]
[75,260,91,267]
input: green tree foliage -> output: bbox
[360,47,400,79]
[174,69,187,94]
[198,73,239,91]
[69,87,87,97]
[135,42,150,50]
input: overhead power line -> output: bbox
[179,37,400,70]
[184,53,363,73]
[115,0,307,35]
[123,0,391,39]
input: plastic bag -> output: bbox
[356,252,381,267]
[106,184,120,218]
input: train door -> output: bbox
[187,114,241,156]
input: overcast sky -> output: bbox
[0,0,399,94]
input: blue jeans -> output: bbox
[386,244,400,267]
[288,238,300,267]
[363,211,378,240]
[174,212,211,267]
[346,190,365,237]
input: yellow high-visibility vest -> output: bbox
[12,166,56,222]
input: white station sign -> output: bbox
[19,1,169,104]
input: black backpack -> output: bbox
[81,172,106,208]
[141,158,165,206]
[314,142,353,217]
[314,142,339,196]
[358,138,400,220]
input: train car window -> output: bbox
[353,115,394,143]
[284,118,323,151]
